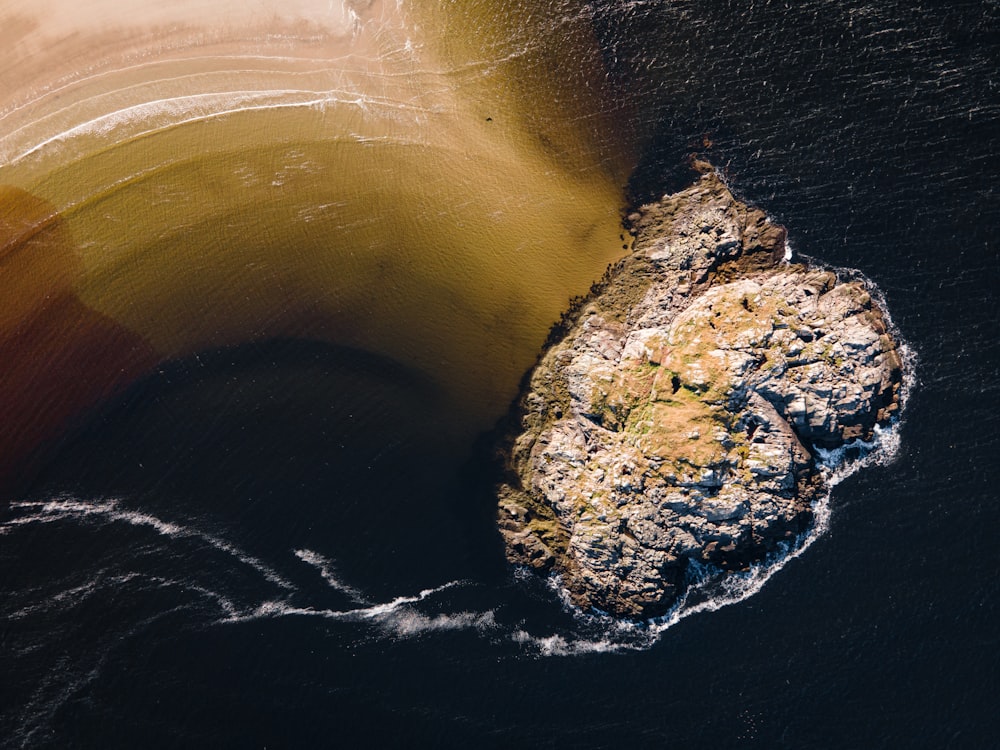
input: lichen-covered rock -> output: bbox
[497,171,903,619]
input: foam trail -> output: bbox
[6,571,140,621]
[218,579,502,641]
[3,499,502,647]
[510,630,621,657]
[380,609,498,638]
[293,548,368,603]
[5,572,239,623]
[1,497,294,590]
[219,580,460,624]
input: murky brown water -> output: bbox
[0,0,637,485]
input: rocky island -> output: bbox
[497,168,903,619]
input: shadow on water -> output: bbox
[25,338,511,599]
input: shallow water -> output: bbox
[0,0,634,476]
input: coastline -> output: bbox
[497,167,907,619]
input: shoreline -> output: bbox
[497,168,907,619]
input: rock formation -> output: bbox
[497,169,903,619]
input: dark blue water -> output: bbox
[3,1,998,747]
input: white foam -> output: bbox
[349,580,463,618]
[504,528,830,656]
[6,572,240,623]
[6,498,181,534]
[6,571,134,620]
[0,53,344,126]
[2,496,294,590]
[381,609,497,637]
[293,548,368,603]
[513,629,626,657]
[214,579,505,643]
[814,421,902,487]
[512,631,609,657]
[4,85,441,166]
[220,582,456,624]
[2,498,510,648]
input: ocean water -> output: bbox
[2,0,998,747]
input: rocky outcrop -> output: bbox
[497,170,903,619]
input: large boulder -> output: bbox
[497,171,903,619]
